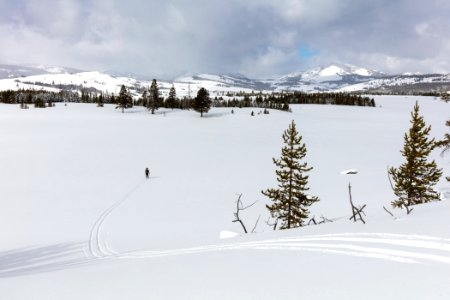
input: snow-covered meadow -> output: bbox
[0,96,449,299]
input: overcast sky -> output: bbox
[1,0,449,79]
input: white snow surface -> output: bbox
[319,65,346,77]
[0,96,449,299]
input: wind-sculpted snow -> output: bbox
[102,233,450,266]
[3,232,449,279]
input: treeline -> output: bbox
[212,92,375,109]
[0,87,375,110]
[364,85,450,96]
[0,89,74,108]
[288,92,375,106]
[0,89,109,105]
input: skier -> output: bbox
[145,167,150,179]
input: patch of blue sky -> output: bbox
[298,45,319,61]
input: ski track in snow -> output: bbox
[86,182,450,266]
[6,233,448,278]
[86,183,450,265]
[88,179,147,258]
[86,233,450,266]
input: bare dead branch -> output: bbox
[383,206,394,217]
[348,183,366,224]
[360,204,367,216]
[241,200,258,210]
[251,215,261,233]
[387,166,395,191]
[232,219,248,234]
[308,217,317,225]
[319,216,333,224]
[265,217,278,230]
[233,194,248,233]
[406,205,414,215]
[232,194,259,234]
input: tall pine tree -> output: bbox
[141,90,148,107]
[389,102,442,210]
[262,120,319,229]
[192,87,211,117]
[148,79,159,114]
[165,85,178,109]
[97,93,104,107]
[116,85,132,113]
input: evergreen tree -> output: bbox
[25,93,33,104]
[436,119,450,181]
[389,102,442,210]
[141,90,148,107]
[166,85,178,109]
[192,87,211,117]
[97,93,104,107]
[34,98,45,108]
[262,120,319,229]
[148,79,159,114]
[436,119,450,155]
[116,85,132,113]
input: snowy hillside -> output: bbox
[277,64,384,81]
[0,96,449,299]
[0,64,449,98]
[269,64,386,92]
[0,68,258,99]
[339,73,450,92]
[0,64,81,79]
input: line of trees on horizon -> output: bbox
[0,81,377,111]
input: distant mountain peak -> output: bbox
[24,64,82,74]
[0,63,448,96]
[278,63,385,83]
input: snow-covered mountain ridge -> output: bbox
[0,64,81,79]
[0,63,449,97]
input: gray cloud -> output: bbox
[0,0,449,78]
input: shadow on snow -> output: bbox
[0,242,98,278]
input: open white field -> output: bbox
[0,96,449,299]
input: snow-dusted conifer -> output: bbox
[262,120,319,229]
[166,85,178,109]
[97,93,104,107]
[389,102,442,209]
[141,90,148,107]
[148,79,159,114]
[192,87,211,117]
[116,85,132,113]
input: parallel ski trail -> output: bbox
[112,233,450,265]
[87,183,450,265]
[88,179,146,258]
